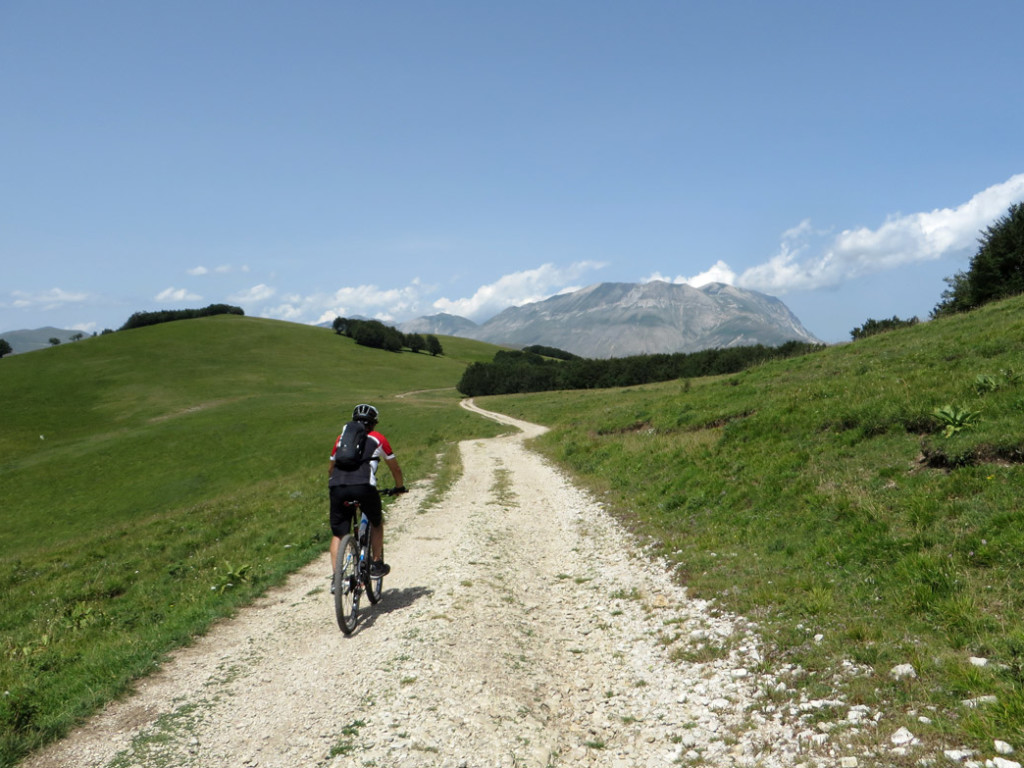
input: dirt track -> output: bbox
[26,400,840,768]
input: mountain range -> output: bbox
[4,282,820,360]
[0,326,86,355]
[401,281,821,358]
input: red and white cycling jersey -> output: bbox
[329,430,395,487]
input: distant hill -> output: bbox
[317,313,373,329]
[402,282,821,358]
[399,313,480,337]
[0,326,85,355]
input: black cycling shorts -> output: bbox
[329,484,383,538]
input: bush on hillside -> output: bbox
[850,315,920,340]
[933,202,1024,317]
[354,320,404,352]
[331,317,444,356]
[407,333,426,353]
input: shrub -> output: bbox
[934,202,1024,316]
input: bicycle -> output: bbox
[333,488,400,634]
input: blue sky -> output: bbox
[3,1,1023,344]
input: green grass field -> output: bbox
[0,316,503,766]
[4,299,1024,764]
[479,296,1024,756]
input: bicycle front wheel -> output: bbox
[334,534,359,634]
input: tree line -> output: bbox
[119,303,245,331]
[331,317,443,356]
[456,341,823,396]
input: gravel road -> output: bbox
[26,401,868,768]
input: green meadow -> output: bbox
[3,297,1024,764]
[481,295,1024,755]
[0,315,503,766]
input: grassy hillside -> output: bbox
[480,296,1024,756]
[0,316,503,765]
[7,303,1024,762]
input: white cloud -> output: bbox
[257,265,608,327]
[8,287,90,310]
[737,173,1024,294]
[188,264,247,276]
[229,284,276,303]
[324,282,426,319]
[644,260,738,288]
[311,309,338,325]
[156,287,202,302]
[260,279,434,326]
[267,303,308,322]
[432,261,606,320]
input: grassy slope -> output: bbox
[7,303,1024,761]
[0,316,503,765]
[480,296,1024,754]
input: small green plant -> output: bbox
[214,562,253,592]
[803,584,834,615]
[329,719,367,757]
[62,601,105,631]
[670,633,738,664]
[610,587,642,601]
[974,374,1000,394]
[932,404,981,437]
[489,468,516,506]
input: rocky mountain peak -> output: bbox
[401,281,820,358]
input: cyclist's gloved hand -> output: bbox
[395,486,408,494]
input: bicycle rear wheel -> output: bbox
[364,539,383,605]
[334,534,359,634]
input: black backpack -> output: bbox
[333,420,370,471]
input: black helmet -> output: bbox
[352,403,379,424]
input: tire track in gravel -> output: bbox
[25,400,831,768]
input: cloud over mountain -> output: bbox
[646,174,1024,297]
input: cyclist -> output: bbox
[328,404,406,580]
